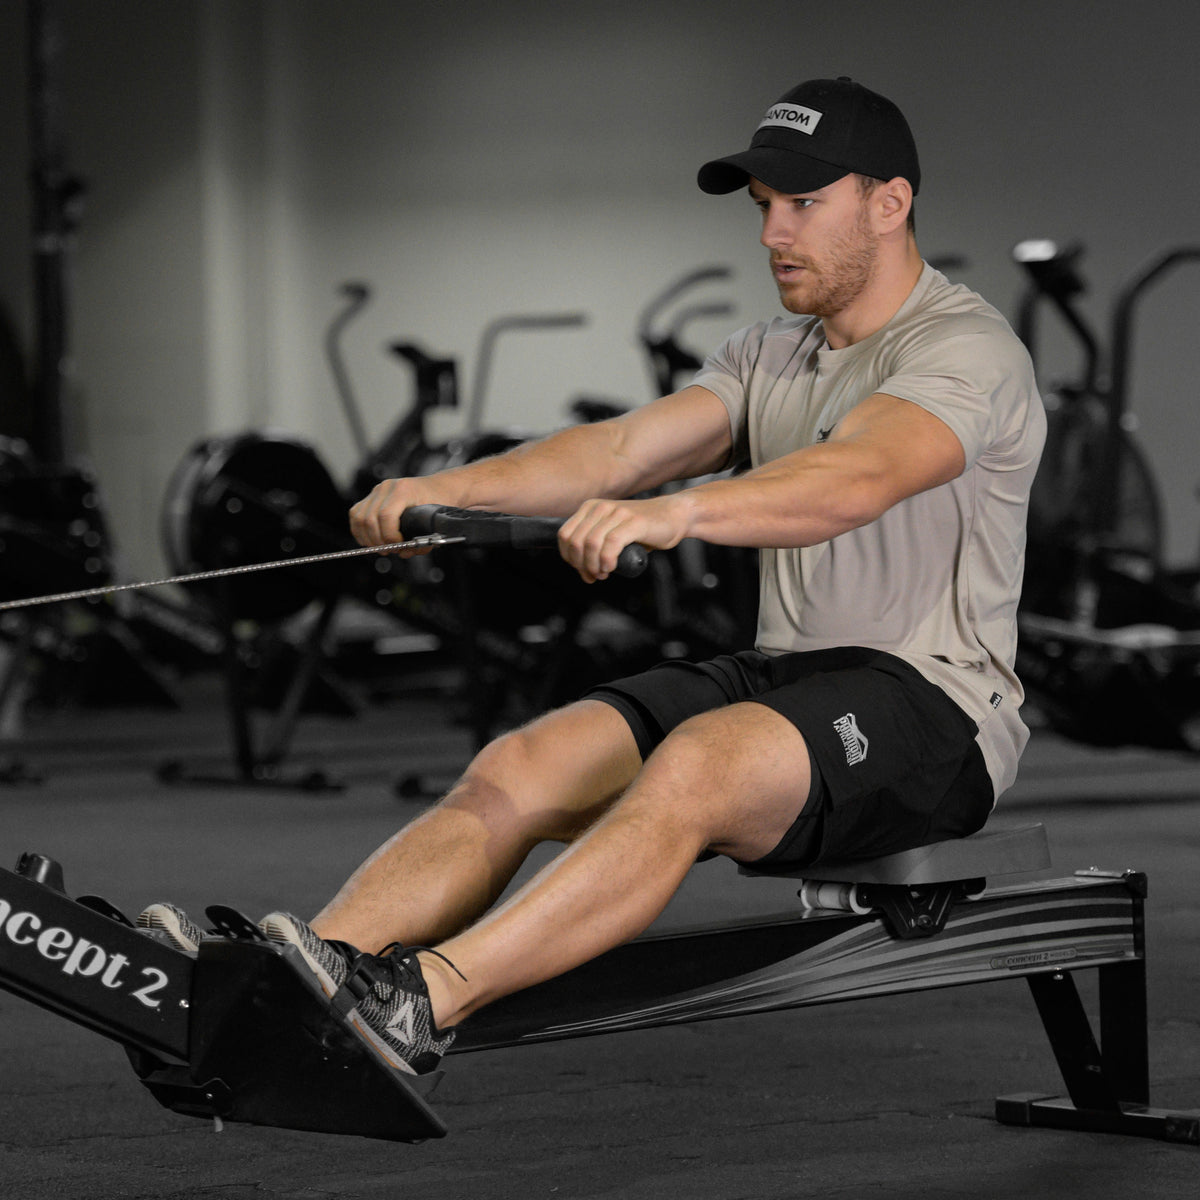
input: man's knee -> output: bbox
[461,721,541,795]
[443,723,551,833]
[449,700,641,842]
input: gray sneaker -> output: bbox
[259,912,456,1075]
[137,903,206,954]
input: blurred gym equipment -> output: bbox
[1013,240,1200,750]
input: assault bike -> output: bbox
[1013,240,1200,751]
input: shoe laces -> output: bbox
[381,942,468,983]
[347,943,468,1004]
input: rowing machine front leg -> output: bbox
[0,853,192,1062]
[0,851,447,1142]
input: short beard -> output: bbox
[781,201,879,319]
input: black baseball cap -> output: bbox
[698,77,920,196]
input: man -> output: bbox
[140,77,1045,1077]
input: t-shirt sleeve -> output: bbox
[876,319,1038,469]
[689,322,770,465]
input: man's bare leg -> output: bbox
[310,700,643,950]
[418,702,813,1028]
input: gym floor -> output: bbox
[2,676,1199,1200]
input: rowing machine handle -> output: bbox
[400,505,649,578]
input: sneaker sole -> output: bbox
[257,915,344,997]
[136,908,201,954]
[258,915,418,1075]
[348,1016,420,1075]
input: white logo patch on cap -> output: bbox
[758,103,823,135]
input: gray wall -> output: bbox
[2,0,1198,576]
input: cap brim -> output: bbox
[697,148,849,196]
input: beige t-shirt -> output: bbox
[693,263,1046,801]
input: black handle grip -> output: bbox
[401,505,648,578]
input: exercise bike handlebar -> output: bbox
[1100,245,1200,537]
[1011,240,1100,392]
[1109,245,1200,405]
[636,265,732,342]
[324,281,374,461]
[467,312,589,433]
[399,504,649,578]
[636,267,735,398]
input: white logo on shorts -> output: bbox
[833,713,868,766]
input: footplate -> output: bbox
[132,937,447,1142]
[0,853,445,1142]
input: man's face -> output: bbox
[749,174,879,319]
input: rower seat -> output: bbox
[740,822,1050,886]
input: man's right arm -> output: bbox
[348,384,734,547]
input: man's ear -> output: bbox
[874,176,913,234]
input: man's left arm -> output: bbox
[559,393,964,580]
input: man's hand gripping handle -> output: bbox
[400,505,649,578]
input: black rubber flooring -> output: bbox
[2,678,1199,1198]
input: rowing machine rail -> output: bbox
[0,826,1196,1145]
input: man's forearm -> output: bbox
[668,453,876,549]
[676,393,966,549]
[417,420,643,517]
[350,387,734,549]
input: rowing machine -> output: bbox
[0,824,1195,1145]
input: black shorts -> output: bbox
[587,646,993,869]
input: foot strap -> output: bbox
[331,956,376,1018]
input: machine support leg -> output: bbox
[996,959,1199,1143]
[1025,958,1150,1111]
[1098,958,1150,1106]
[1027,969,1121,1111]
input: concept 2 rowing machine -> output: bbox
[0,824,1195,1144]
